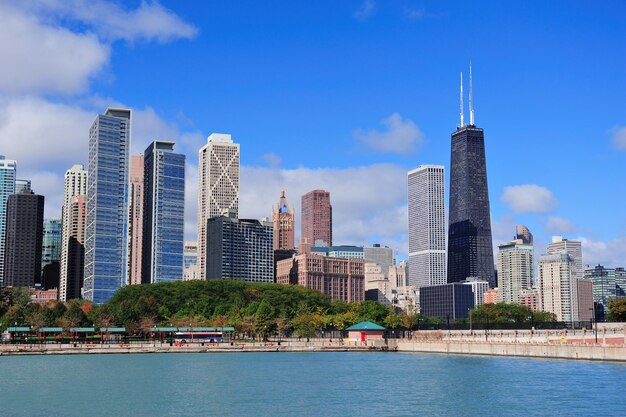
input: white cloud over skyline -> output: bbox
[501,184,557,214]
[354,113,424,154]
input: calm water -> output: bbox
[0,352,625,417]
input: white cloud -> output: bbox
[501,184,557,213]
[238,164,408,254]
[545,216,577,234]
[261,153,282,168]
[578,236,626,267]
[353,0,375,21]
[611,126,626,151]
[17,0,198,44]
[0,3,109,95]
[354,113,424,154]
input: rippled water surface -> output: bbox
[1,352,625,416]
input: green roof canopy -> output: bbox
[39,327,63,333]
[100,327,125,333]
[153,327,178,332]
[7,327,30,332]
[346,321,386,331]
[70,327,96,333]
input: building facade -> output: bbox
[419,283,475,320]
[516,224,533,245]
[197,133,240,280]
[447,124,495,287]
[300,189,332,249]
[142,141,185,284]
[206,215,273,282]
[576,278,594,322]
[584,265,626,317]
[15,179,31,193]
[311,245,364,259]
[547,236,583,281]
[408,165,446,288]
[483,288,499,304]
[128,155,144,286]
[364,244,395,280]
[183,241,198,281]
[0,155,17,286]
[4,189,45,287]
[497,238,534,304]
[60,164,87,301]
[538,253,577,323]
[42,219,62,270]
[462,278,490,307]
[83,108,131,303]
[276,253,364,303]
[272,190,294,250]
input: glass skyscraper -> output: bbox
[42,218,62,270]
[0,155,17,286]
[83,108,131,303]
[141,141,185,283]
[447,125,495,287]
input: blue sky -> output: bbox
[0,0,624,266]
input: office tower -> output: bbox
[3,189,44,287]
[59,164,87,301]
[0,155,16,286]
[364,263,393,306]
[311,245,364,259]
[448,67,495,286]
[128,155,144,285]
[183,241,198,281]
[142,141,185,284]
[272,190,295,250]
[15,179,31,193]
[300,189,332,249]
[547,236,583,281]
[276,253,365,302]
[83,108,131,303]
[408,165,446,288]
[42,219,62,270]
[462,277,490,307]
[206,214,273,282]
[576,279,594,322]
[419,283,475,320]
[389,260,408,288]
[584,265,626,317]
[497,238,534,304]
[538,253,577,323]
[364,244,395,279]
[197,133,240,280]
[515,224,533,245]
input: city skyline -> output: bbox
[0,1,624,268]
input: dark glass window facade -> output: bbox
[419,283,475,320]
[447,126,495,287]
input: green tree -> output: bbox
[254,300,276,339]
[384,308,403,329]
[607,298,626,322]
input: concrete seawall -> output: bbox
[395,340,626,362]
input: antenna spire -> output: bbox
[469,62,474,125]
[459,71,464,128]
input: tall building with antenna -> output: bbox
[447,65,496,287]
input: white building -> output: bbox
[407,165,446,288]
[547,236,583,281]
[462,277,490,307]
[59,164,87,301]
[538,252,577,323]
[197,133,240,280]
[497,238,534,304]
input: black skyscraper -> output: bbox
[4,189,45,287]
[447,68,495,286]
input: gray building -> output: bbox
[364,244,395,279]
[206,215,273,282]
[311,245,364,259]
[141,141,185,284]
[83,108,131,303]
[3,189,44,287]
[419,283,474,321]
[584,265,626,317]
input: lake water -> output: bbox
[1,352,625,416]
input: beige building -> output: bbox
[183,241,198,281]
[276,253,364,303]
[59,164,87,301]
[547,236,583,281]
[538,252,577,323]
[497,238,534,304]
[197,134,240,280]
[128,155,144,285]
[272,190,294,250]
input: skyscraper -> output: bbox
[83,108,131,303]
[547,236,583,281]
[272,190,295,250]
[15,179,31,193]
[183,241,198,281]
[300,189,332,249]
[4,189,44,288]
[447,68,495,287]
[197,133,240,280]
[0,155,16,286]
[497,238,534,304]
[60,164,87,301]
[142,141,185,284]
[42,219,62,271]
[408,165,446,288]
[128,154,144,286]
[538,252,577,323]
[515,224,533,245]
